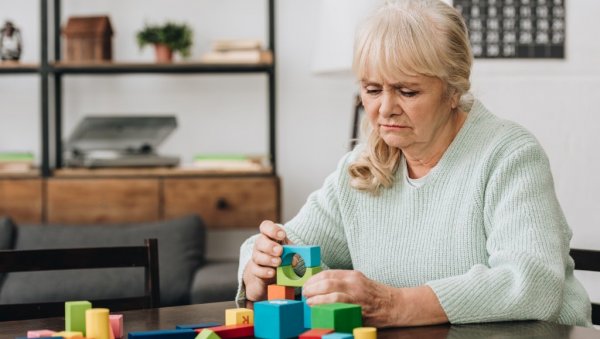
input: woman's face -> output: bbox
[360,70,457,151]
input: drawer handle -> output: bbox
[216,198,230,210]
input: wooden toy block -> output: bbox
[254,300,304,339]
[128,329,197,338]
[65,300,92,335]
[225,308,254,325]
[281,245,321,268]
[85,308,111,339]
[176,322,221,330]
[299,328,334,338]
[200,324,253,338]
[110,314,124,338]
[277,265,322,287]
[322,333,354,339]
[268,284,295,300]
[27,330,56,338]
[195,329,221,339]
[52,331,83,338]
[311,303,362,333]
[302,294,311,329]
[353,327,377,339]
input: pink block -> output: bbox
[27,330,56,338]
[109,314,124,338]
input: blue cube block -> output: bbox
[302,293,311,329]
[281,245,321,268]
[175,322,221,330]
[322,333,354,339]
[254,299,304,339]
[128,329,197,338]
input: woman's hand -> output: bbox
[302,270,448,327]
[242,220,293,301]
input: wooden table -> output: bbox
[2,301,599,338]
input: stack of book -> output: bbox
[192,154,268,172]
[0,152,35,172]
[200,39,272,64]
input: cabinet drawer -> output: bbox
[0,179,43,224]
[47,179,160,224]
[164,177,279,229]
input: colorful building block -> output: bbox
[281,245,321,268]
[254,300,304,339]
[225,308,254,325]
[311,303,362,333]
[302,294,311,329]
[85,308,111,339]
[277,265,322,287]
[353,327,376,339]
[299,328,334,338]
[195,329,221,339]
[176,322,222,330]
[201,324,253,339]
[65,301,92,335]
[268,284,296,300]
[52,331,83,338]
[128,329,197,338]
[27,330,56,338]
[322,333,354,339]
[110,314,123,338]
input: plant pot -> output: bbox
[154,43,173,63]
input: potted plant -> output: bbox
[136,22,193,63]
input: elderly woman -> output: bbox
[237,0,591,327]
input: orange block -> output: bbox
[300,328,334,338]
[268,284,295,300]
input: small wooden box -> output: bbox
[62,15,113,62]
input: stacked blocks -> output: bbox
[65,301,92,335]
[254,300,304,339]
[267,284,295,300]
[276,246,322,287]
[311,303,362,333]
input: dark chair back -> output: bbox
[570,248,600,325]
[0,238,159,321]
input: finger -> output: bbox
[255,234,283,257]
[303,276,345,298]
[259,220,287,242]
[307,292,354,306]
[249,261,277,280]
[252,248,281,267]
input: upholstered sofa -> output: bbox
[0,215,239,307]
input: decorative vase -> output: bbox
[154,43,173,63]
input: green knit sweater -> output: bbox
[237,100,592,327]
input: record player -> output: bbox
[64,115,180,168]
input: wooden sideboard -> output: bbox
[0,169,279,228]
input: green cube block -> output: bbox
[311,303,362,333]
[65,300,92,335]
[277,265,322,287]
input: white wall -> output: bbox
[1,0,598,300]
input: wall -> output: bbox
[1,0,598,301]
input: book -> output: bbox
[0,152,35,172]
[193,154,268,172]
[212,39,263,52]
[200,50,272,65]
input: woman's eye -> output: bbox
[399,90,418,97]
[365,88,381,95]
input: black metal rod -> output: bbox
[40,0,50,177]
[54,0,63,169]
[54,0,61,61]
[268,0,276,175]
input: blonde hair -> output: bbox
[348,0,473,194]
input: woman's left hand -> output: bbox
[302,270,398,327]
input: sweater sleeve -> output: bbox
[426,138,572,324]
[235,152,354,306]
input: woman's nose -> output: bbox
[379,91,395,117]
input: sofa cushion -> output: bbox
[0,215,205,307]
[190,260,238,304]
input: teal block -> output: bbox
[254,299,304,339]
[311,303,362,333]
[277,265,322,287]
[65,300,91,335]
[322,333,354,339]
[281,245,321,268]
[302,294,311,329]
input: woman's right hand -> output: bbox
[242,220,293,301]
